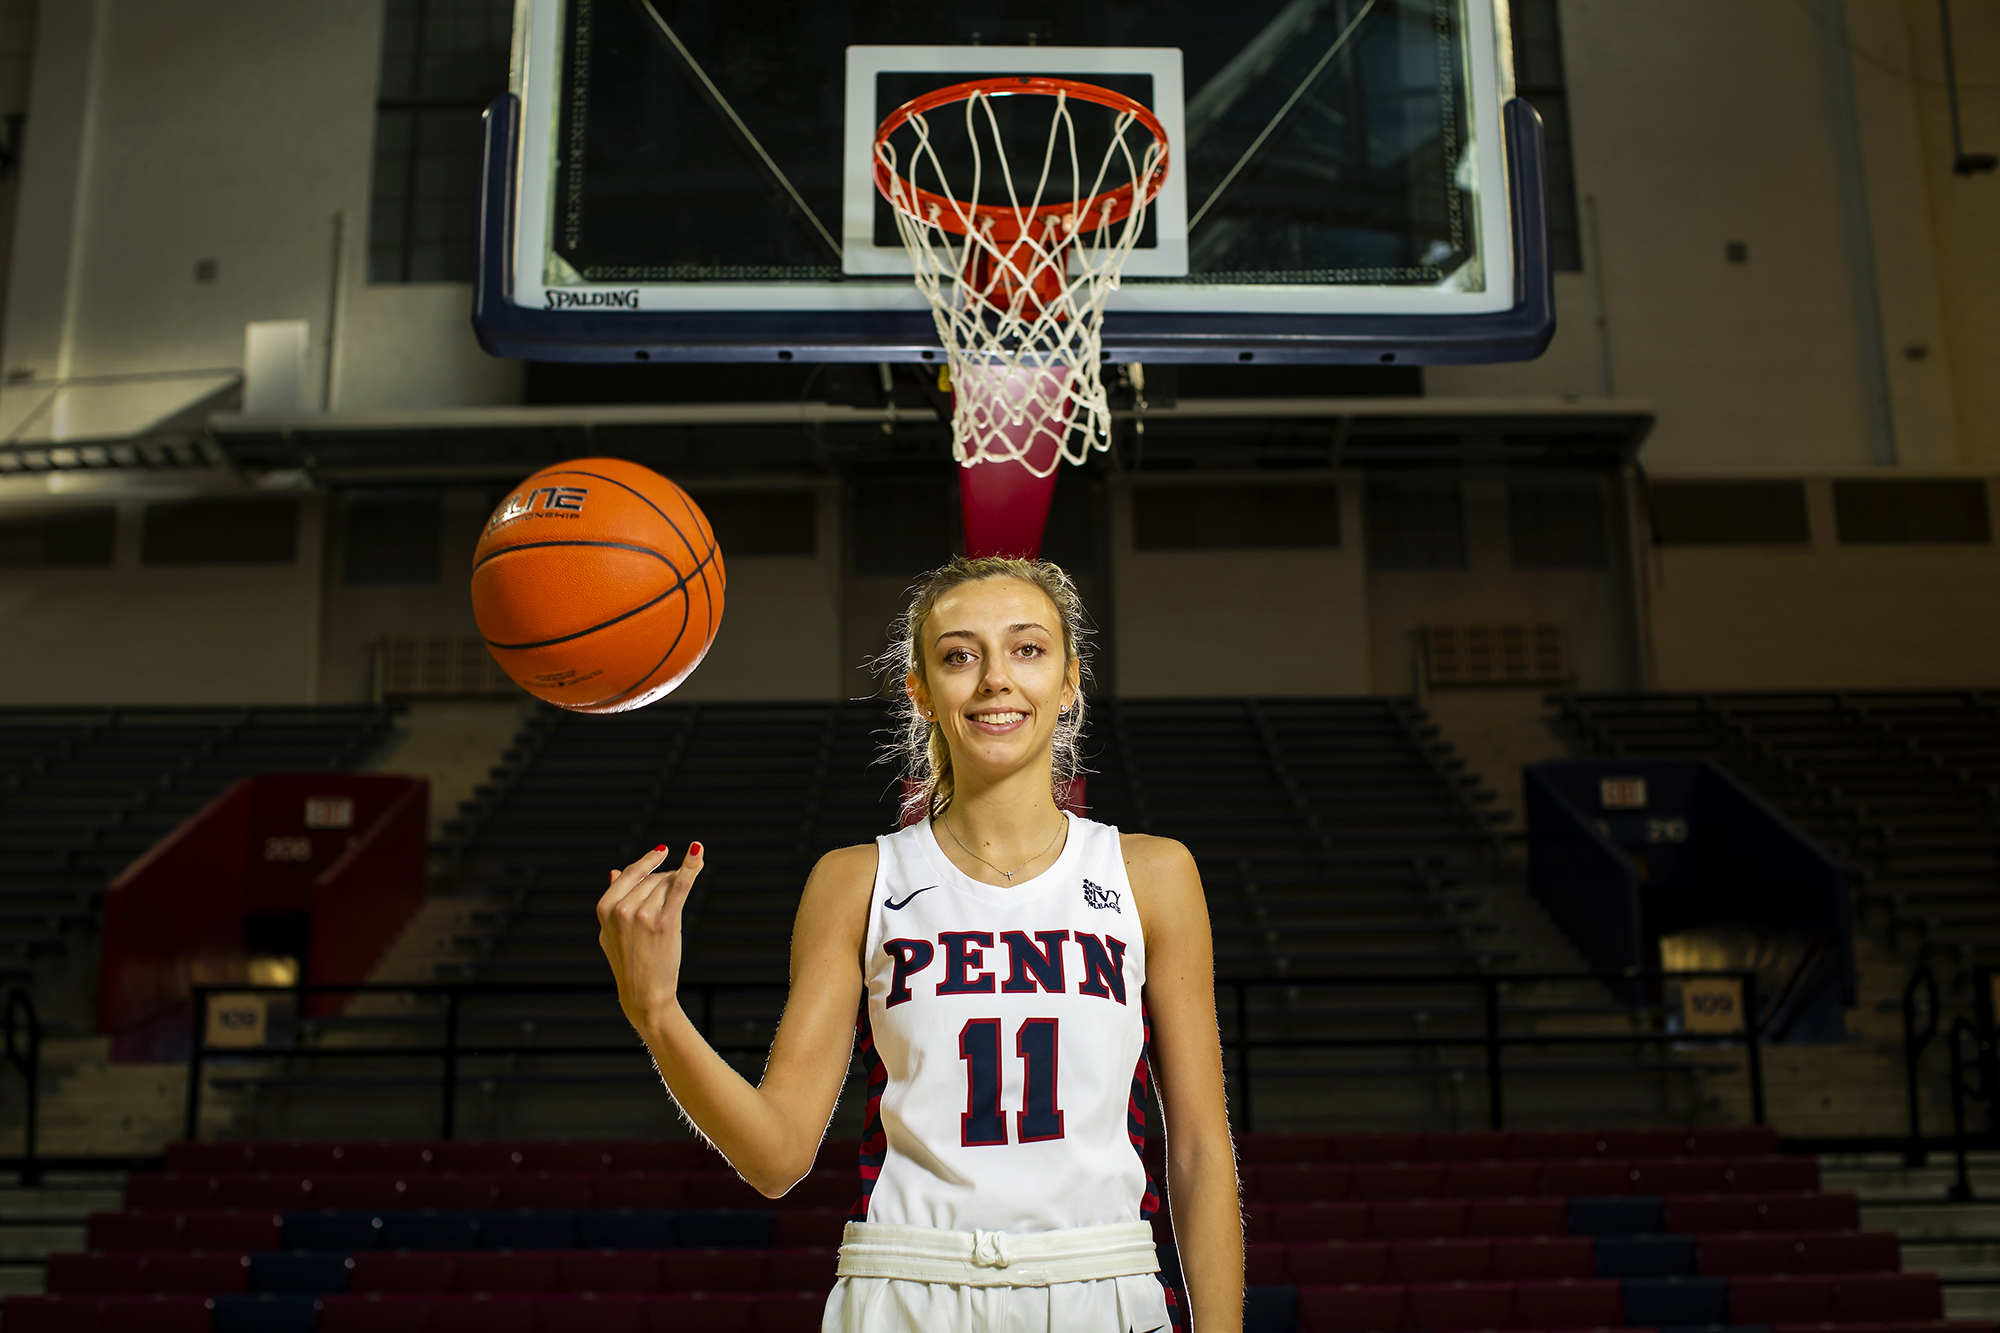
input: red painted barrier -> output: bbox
[98,774,428,1060]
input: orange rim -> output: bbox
[873,76,1171,243]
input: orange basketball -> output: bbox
[472,458,724,713]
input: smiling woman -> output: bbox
[595,556,1242,1333]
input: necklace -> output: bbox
[940,812,1066,882]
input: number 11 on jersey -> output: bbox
[959,1018,1066,1146]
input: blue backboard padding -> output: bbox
[473,95,1555,366]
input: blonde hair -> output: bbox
[885,556,1091,822]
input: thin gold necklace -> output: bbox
[940,812,1065,882]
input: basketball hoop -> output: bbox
[873,77,1170,478]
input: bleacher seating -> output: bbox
[12,1127,1983,1333]
[1549,691,2000,963]
[0,706,400,978]
[219,697,1736,1131]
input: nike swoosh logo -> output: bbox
[885,887,936,910]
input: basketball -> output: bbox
[471,458,724,714]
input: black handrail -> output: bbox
[1903,961,1940,1166]
[182,969,1769,1142]
[3,990,40,1186]
[1945,1013,1993,1201]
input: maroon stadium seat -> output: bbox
[454,1251,558,1294]
[1466,1198,1568,1238]
[85,1213,181,1251]
[1387,1238,1492,1282]
[538,1294,648,1333]
[339,1143,439,1174]
[1666,1195,1766,1233]
[144,1251,247,1295]
[1238,1133,1336,1165]
[515,1143,615,1172]
[1513,1277,1624,1328]
[660,1248,771,1292]
[608,1141,722,1172]
[1331,1133,1426,1164]
[1761,1192,1862,1232]
[1509,1130,1609,1160]
[99,1295,211,1333]
[1600,1130,1700,1159]
[1494,1236,1594,1279]
[429,1143,524,1173]
[0,1294,109,1332]
[427,1295,538,1333]
[1371,1200,1469,1240]
[1288,1241,1391,1285]
[1270,1201,1374,1243]
[1632,1159,1731,1194]
[403,1174,499,1210]
[182,1210,284,1250]
[245,1144,347,1174]
[1353,1163,1446,1200]
[351,1251,457,1295]
[1297,1283,1410,1333]
[593,1172,686,1210]
[319,1294,432,1333]
[1246,1243,1289,1286]
[211,1175,310,1209]
[305,1174,407,1210]
[1419,1131,1514,1161]
[642,1292,760,1332]
[1832,1274,1943,1321]
[1699,1233,1804,1275]
[1537,1159,1634,1196]
[754,1292,828,1331]
[44,1253,146,1295]
[495,1172,596,1210]
[1409,1279,1515,1330]
[1732,1274,1841,1323]
[785,1170,858,1209]
[681,1172,767,1209]
[1444,1161,1541,1198]
[771,1208,847,1248]
[1255,1163,1353,1203]
[1799,1231,1900,1273]
[558,1250,661,1293]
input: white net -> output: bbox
[876,87,1168,478]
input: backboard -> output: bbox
[475,0,1552,365]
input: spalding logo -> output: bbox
[1082,879,1120,913]
[489,485,588,531]
[545,288,641,310]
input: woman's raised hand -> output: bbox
[597,842,706,1035]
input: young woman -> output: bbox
[596,556,1242,1332]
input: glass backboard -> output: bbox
[475,0,1553,365]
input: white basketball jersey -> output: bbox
[850,813,1157,1234]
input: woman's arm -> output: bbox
[597,841,874,1196]
[1128,833,1243,1333]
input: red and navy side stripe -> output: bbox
[849,1004,888,1223]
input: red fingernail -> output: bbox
[689,842,703,857]
[653,844,666,853]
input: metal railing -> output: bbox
[184,969,1770,1142]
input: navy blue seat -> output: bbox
[1245,1285,1298,1333]
[574,1208,681,1249]
[479,1208,578,1249]
[1597,1234,1698,1278]
[675,1208,776,1249]
[1568,1195,1665,1235]
[378,1209,482,1250]
[249,1250,354,1294]
[212,1293,322,1333]
[1624,1275,1732,1326]
[280,1210,382,1251]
